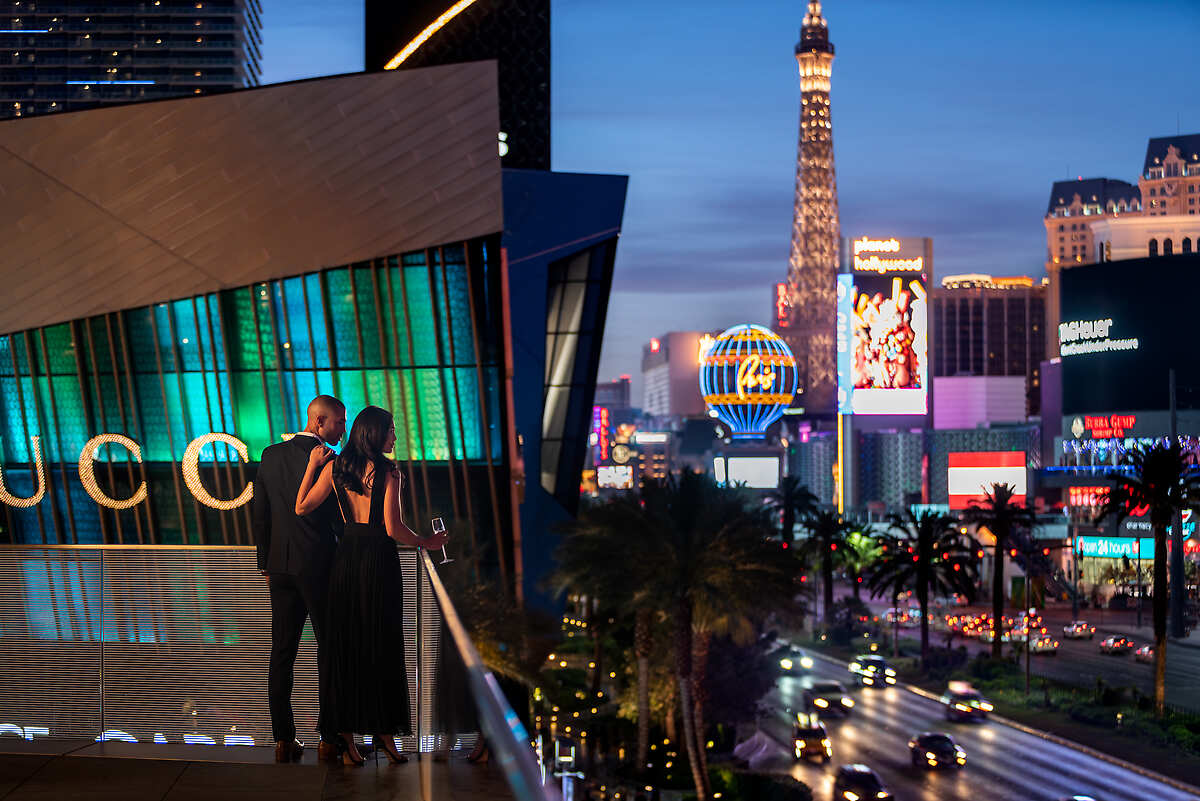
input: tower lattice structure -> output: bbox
[786,0,840,417]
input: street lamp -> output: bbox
[1025,606,1036,695]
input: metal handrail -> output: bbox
[419,549,559,801]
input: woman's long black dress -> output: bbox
[323,470,412,736]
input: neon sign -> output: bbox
[852,237,923,273]
[775,282,791,328]
[698,324,797,439]
[0,433,254,511]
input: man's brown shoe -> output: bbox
[317,740,340,763]
[275,739,304,762]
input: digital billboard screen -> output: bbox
[838,236,930,415]
[1060,253,1199,415]
[947,451,1026,510]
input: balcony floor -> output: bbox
[0,739,513,801]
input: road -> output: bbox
[754,653,1199,801]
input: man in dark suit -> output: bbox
[253,395,346,762]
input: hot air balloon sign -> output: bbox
[698,324,798,439]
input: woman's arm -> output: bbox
[384,470,446,547]
[295,450,335,516]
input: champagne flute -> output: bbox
[432,517,452,564]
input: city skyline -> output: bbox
[262,0,1198,402]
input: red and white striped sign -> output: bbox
[947,451,1026,510]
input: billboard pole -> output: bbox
[1169,368,1186,639]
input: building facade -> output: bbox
[365,0,550,170]
[784,0,839,417]
[640,332,709,419]
[930,274,1047,416]
[0,1,261,120]
[593,376,632,411]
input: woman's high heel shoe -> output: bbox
[372,734,408,764]
[340,734,365,766]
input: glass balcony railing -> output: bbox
[0,544,556,801]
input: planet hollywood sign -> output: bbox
[0,432,256,511]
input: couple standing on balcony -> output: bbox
[252,395,447,766]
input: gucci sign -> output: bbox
[0,433,254,511]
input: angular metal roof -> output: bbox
[0,62,502,334]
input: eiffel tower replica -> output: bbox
[784,0,840,417]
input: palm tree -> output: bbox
[867,510,977,665]
[797,509,857,623]
[637,472,800,801]
[842,528,883,600]
[767,476,819,543]
[962,484,1037,658]
[1096,443,1199,717]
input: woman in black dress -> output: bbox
[295,405,446,765]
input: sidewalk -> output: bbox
[0,738,509,801]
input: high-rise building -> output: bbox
[785,0,840,417]
[365,0,550,170]
[1042,178,1139,358]
[0,2,261,121]
[930,274,1047,416]
[641,332,710,419]
[594,376,632,411]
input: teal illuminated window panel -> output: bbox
[304,273,332,369]
[0,335,12,376]
[444,262,476,365]
[223,289,260,373]
[278,277,312,370]
[229,372,272,460]
[44,376,87,463]
[41,325,76,376]
[384,266,414,367]
[414,367,449,460]
[122,310,154,374]
[170,300,204,373]
[252,284,279,371]
[353,266,384,367]
[402,265,438,367]
[325,269,360,369]
[92,375,128,435]
[449,366,482,460]
[134,381,172,462]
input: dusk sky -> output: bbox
[261,0,1199,401]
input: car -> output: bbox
[978,627,1013,644]
[1135,644,1154,663]
[1030,635,1060,654]
[941,685,992,721]
[793,714,832,763]
[1063,620,1096,640]
[908,731,966,769]
[1099,636,1134,654]
[885,607,919,627]
[832,764,892,800]
[848,655,897,687]
[804,680,855,716]
[776,645,815,674]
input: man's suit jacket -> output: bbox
[252,436,340,577]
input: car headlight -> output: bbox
[954,703,968,711]
[875,793,888,800]
[843,792,859,801]
[955,748,965,756]
[849,662,861,672]
[925,751,936,759]
[814,698,829,708]
[801,657,814,669]
[885,668,896,676]
[822,738,831,748]
[980,702,993,711]
[780,658,793,670]
[842,698,855,707]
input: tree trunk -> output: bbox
[674,600,708,801]
[692,630,712,781]
[852,574,861,601]
[918,539,930,666]
[783,506,795,543]
[665,693,677,743]
[823,543,835,623]
[590,624,603,695]
[634,607,652,774]
[992,530,1006,659]
[1153,524,1169,717]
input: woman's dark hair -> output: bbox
[332,405,394,495]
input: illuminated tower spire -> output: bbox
[786,0,840,416]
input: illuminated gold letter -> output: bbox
[0,435,46,508]
[182,433,253,510]
[78,434,148,510]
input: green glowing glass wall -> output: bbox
[0,240,504,545]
